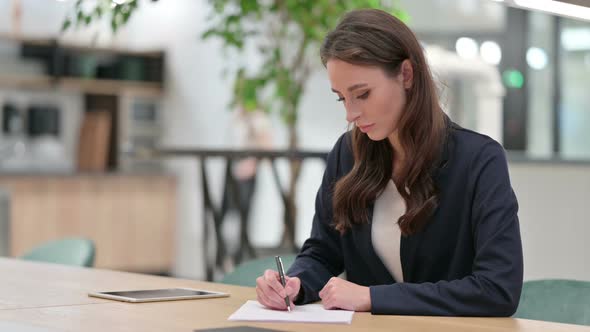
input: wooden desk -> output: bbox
[0,259,588,332]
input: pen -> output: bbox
[275,255,292,312]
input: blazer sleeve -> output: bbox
[369,141,524,316]
[286,134,346,305]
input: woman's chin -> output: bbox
[365,132,385,141]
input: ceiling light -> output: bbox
[500,0,590,21]
[480,41,502,65]
[456,37,479,60]
[526,47,549,70]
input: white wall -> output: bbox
[2,0,589,283]
[510,163,590,281]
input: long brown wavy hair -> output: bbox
[321,9,447,236]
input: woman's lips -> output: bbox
[358,123,375,133]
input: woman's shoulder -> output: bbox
[448,122,508,167]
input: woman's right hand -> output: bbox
[256,269,301,310]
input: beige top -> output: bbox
[372,179,405,283]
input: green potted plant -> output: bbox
[63,0,408,248]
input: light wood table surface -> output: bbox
[0,258,588,332]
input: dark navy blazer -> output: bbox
[287,122,523,316]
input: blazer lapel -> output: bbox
[398,117,454,282]
[350,203,426,284]
[400,230,423,282]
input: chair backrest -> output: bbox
[21,238,95,268]
[514,279,590,326]
[220,255,297,287]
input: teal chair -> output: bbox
[21,238,96,268]
[514,279,590,326]
[221,255,297,287]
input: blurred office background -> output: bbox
[0,0,588,286]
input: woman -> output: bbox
[255,9,523,316]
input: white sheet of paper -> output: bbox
[228,300,354,324]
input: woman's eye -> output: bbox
[357,91,370,100]
[336,96,345,102]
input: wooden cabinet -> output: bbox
[0,174,176,273]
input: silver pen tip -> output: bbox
[287,306,291,312]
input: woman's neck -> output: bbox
[389,130,405,158]
[388,131,405,181]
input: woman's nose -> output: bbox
[346,107,361,123]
